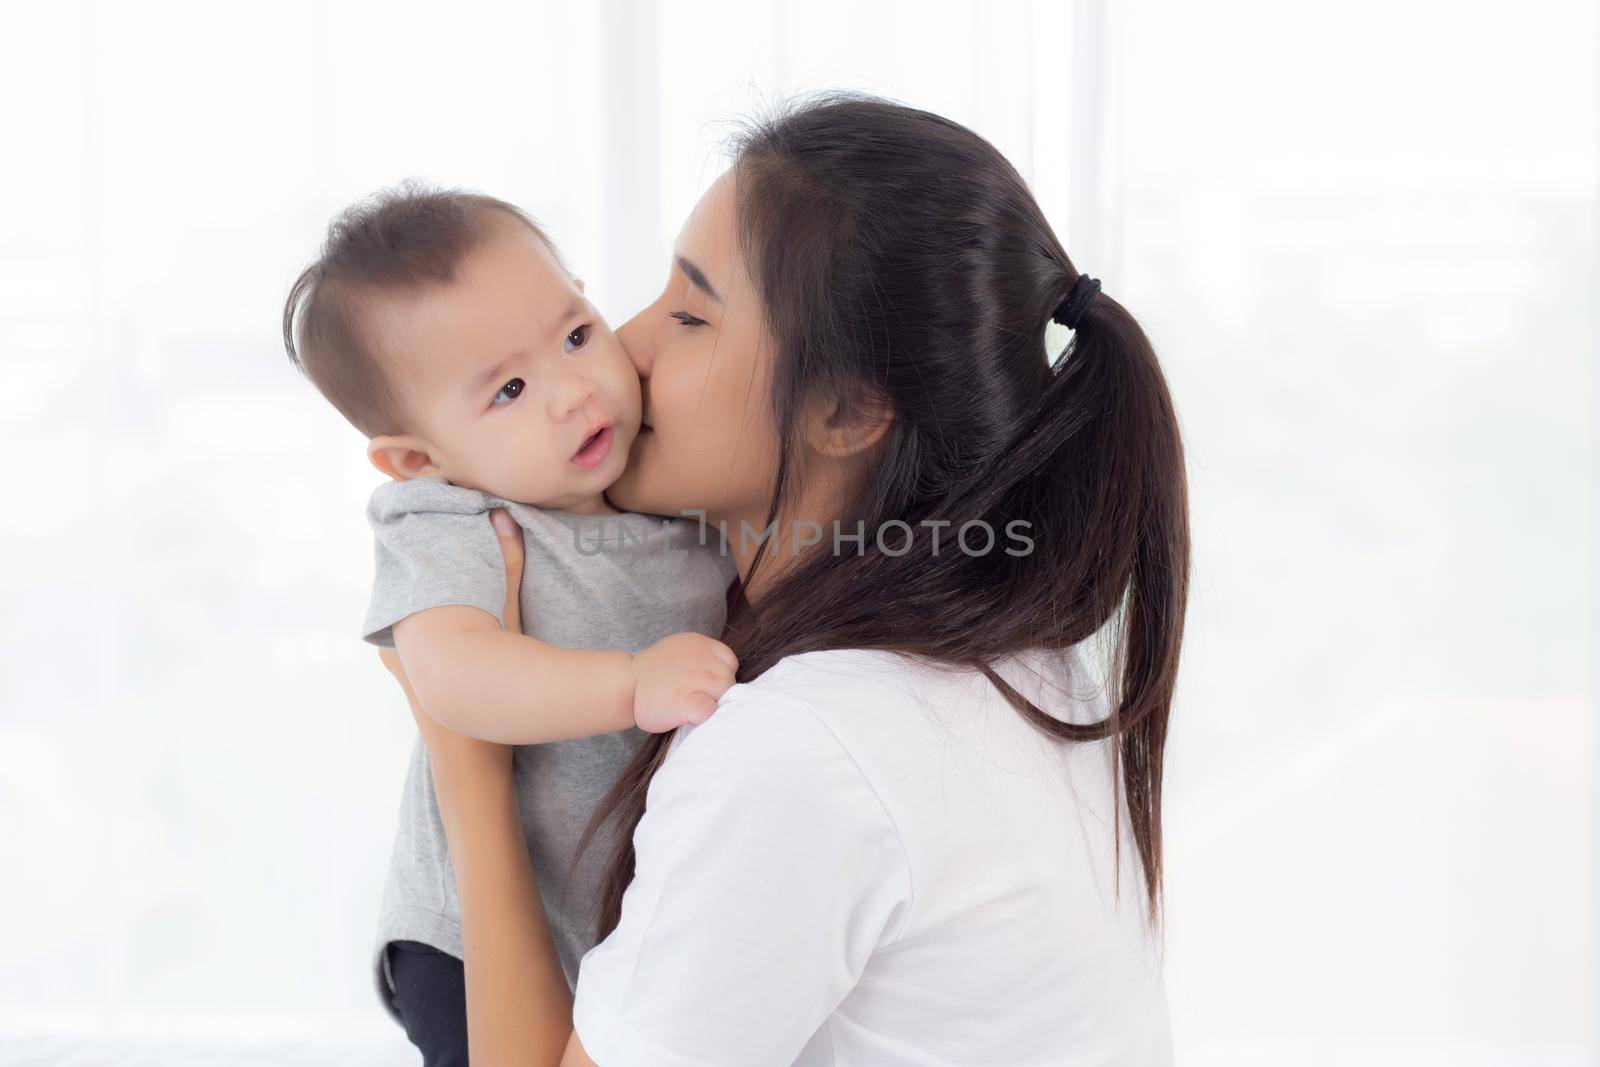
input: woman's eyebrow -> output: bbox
[675,255,722,303]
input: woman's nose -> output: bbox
[615,314,654,378]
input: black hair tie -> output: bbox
[1051,274,1101,330]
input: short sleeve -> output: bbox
[572,688,914,1067]
[360,476,509,647]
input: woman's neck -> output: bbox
[722,477,855,603]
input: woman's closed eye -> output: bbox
[491,377,525,406]
[669,310,707,327]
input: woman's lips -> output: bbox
[571,424,614,469]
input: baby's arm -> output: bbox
[363,483,737,742]
[393,606,737,744]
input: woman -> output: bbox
[383,93,1188,1065]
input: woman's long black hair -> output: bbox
[578,92,1190,935]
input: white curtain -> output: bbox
[0,1,1592,1063]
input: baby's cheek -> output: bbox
[480,428,540,498]
[608,352,644,415]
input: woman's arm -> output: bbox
[378,507,597,1066]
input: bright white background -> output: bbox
[0,1,1594,1063]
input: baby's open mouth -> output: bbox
[571,424,614,469]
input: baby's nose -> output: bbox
[553,372,597,416]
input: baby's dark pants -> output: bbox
[386,939,469,1067]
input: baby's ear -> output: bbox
[367,435,442,481]
[573,277,585,293]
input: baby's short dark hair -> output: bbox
[282,180,563,437]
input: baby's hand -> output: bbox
[628,633,740,733]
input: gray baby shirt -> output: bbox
[360,474,737,1023]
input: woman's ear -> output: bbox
[367,435,444,481]
[802,386,894,460]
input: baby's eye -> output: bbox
[491,378,524,406]
[565,324,591,352]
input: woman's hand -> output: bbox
[377,506,526,785]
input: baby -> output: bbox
[280,182,739,1046]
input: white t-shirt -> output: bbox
[572,645,1173,1066]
